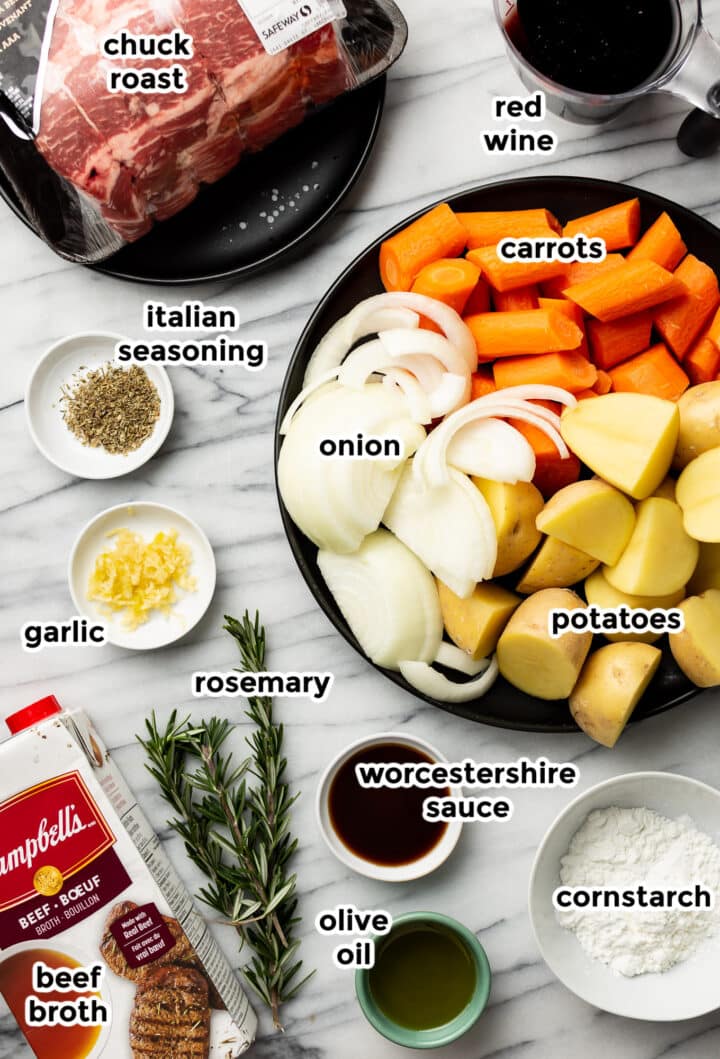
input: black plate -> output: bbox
[275,176,707,733]
[0,80,385,285]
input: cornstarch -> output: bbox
[557,806,720,976]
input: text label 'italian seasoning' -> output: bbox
[115,301,267,369]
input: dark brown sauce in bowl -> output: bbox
[328,742,449,867]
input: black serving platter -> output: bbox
[275,177,705,732]
[0,79,386,285]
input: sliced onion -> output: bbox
[470,385,577,408]
[383,465,497,598]
[278,384,425,554]
[383,369,433,424]
[415,398,568,487]
[446,418,536,483]
[338,340,389,389]
[379,294,476,370]
[379,328,470,379]
[304,300,421,384]
[304,292,476,385]
[435,642,490,677]
[399,655,499,703]
[393,354,445,394]
[280,370,341,435]
[429,373,472,418]
[318,529,443,669]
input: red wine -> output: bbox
[512,0,678,95]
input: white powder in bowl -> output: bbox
[556,806,720,976]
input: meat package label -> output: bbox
[239,0,345,55]
[0,0,55,132]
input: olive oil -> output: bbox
[369,923,476,1030]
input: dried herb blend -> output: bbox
[60,363,160,455]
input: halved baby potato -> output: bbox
[676,446,720,543]
[536,479,635,565]
[570,642,662,747]
[560,393,679,500]
[584,569,685,644]
[517,536,600,595]
[473,478,544,577]
[437,580,520,660]
[603,497,698,596]
[670,589,720,687]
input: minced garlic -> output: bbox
[87,528,196,630]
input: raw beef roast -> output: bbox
[35,0,351,240]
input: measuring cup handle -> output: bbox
[678,107,720,156]
[665,22,720,154]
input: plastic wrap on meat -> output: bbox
[32,0,381,242]
[0,0,406,259]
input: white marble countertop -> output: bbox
[3,1,720,1056]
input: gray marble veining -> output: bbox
[3,0,720,1055]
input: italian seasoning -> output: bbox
[60,363,160,455]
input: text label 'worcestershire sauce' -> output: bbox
[328,743,449,866]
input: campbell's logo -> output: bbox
[0,773,115,912]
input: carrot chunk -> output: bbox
[706,306,720,346]
[563,198,641,250]
[538,297,590,358]
[470,368,497,399]
[467,309,583,362]
[587,310,654,370]
[540,254,626,298]
[627,211,687,271]
[654,254,720,358]
[685,335,720,385]
[593,370,613,395]
[493,284,540,312]
[456,209,561,249]
[467,247,568,293]
[565,260,686,322]
[411,257,481,315]
[463,278,491,315]
[609,343,690,402]
[511,420,582,497]
[379,204,467,291]
[493,352,597,392]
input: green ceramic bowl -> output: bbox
[355,912,492,1049]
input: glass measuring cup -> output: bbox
[494,0,720,155]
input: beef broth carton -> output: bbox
[0,695,257,1058]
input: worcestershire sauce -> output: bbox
[328,743,448,867]
[512,0,678,95]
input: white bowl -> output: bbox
[316,731,462,882]
[529,771,720,1021]
[69,501,216,650]
[26,332,174,479]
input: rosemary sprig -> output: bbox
[139,611,312,1031]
